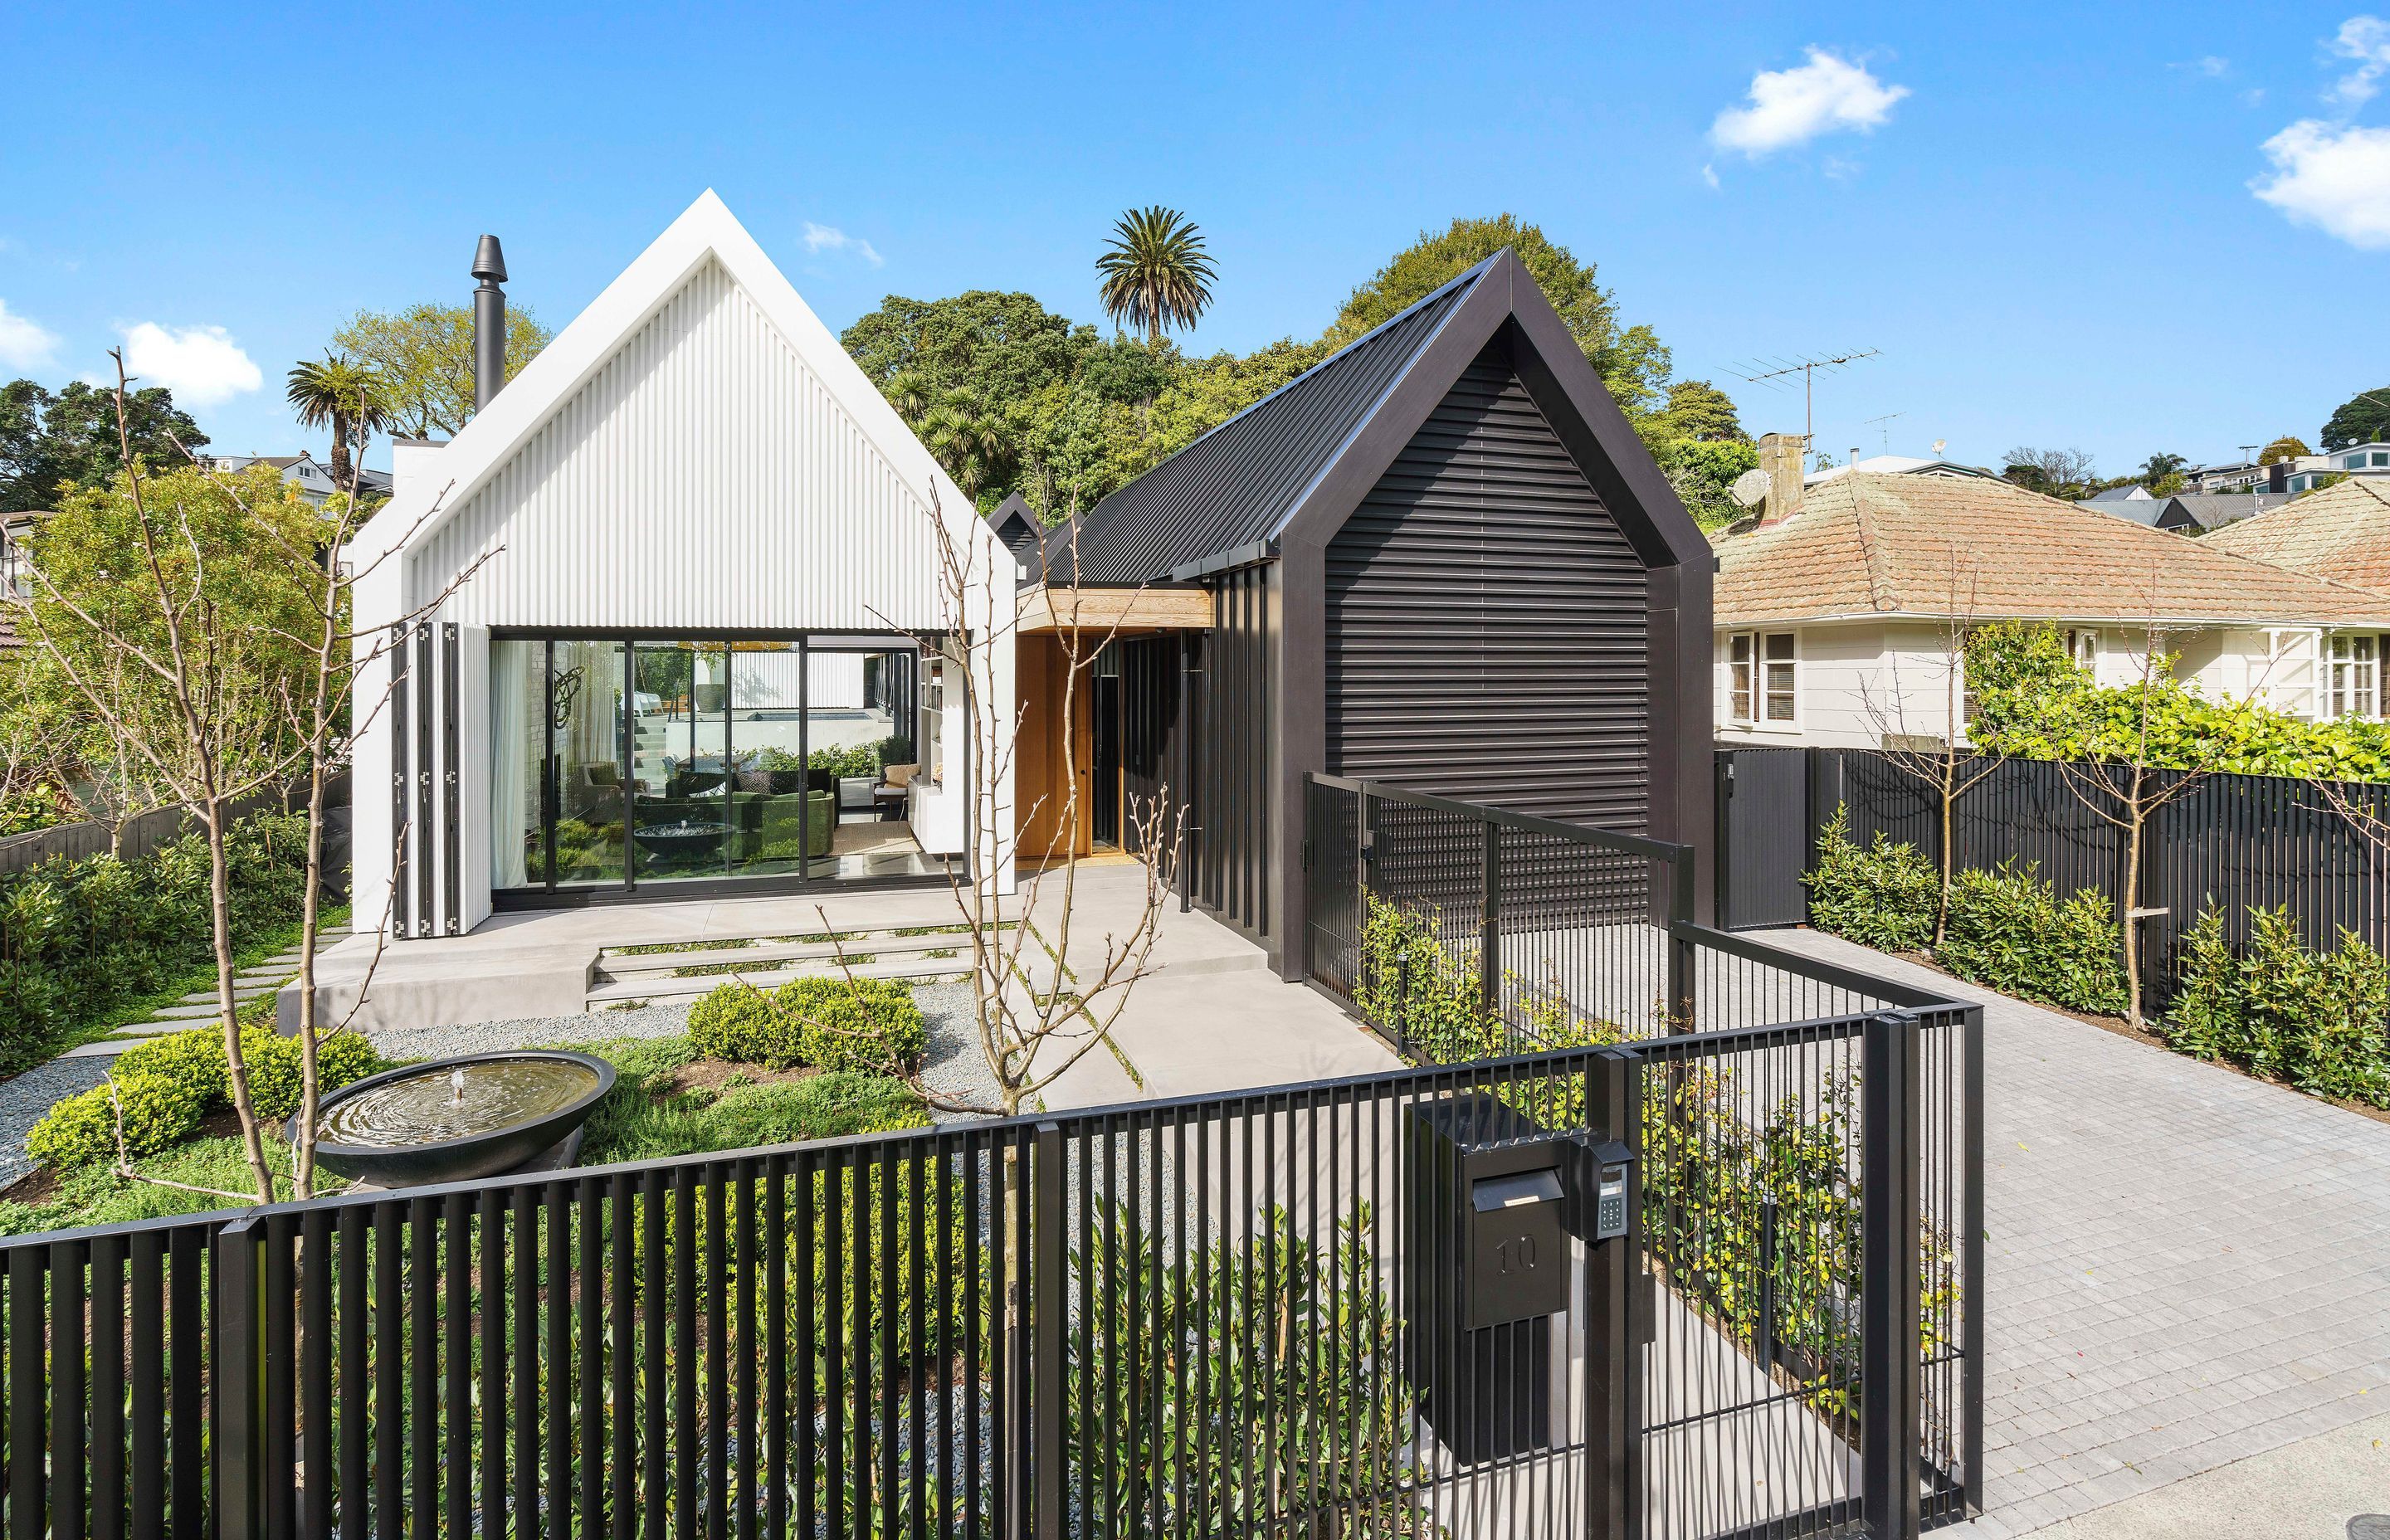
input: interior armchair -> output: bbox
[874,762,919,822]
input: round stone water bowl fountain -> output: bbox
[292,1050,617,1187]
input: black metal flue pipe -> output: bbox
[471,234,508,411]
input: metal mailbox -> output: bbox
[1467,1166,1567,1328]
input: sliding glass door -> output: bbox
[549,640,627,886]
[490,633,940,901]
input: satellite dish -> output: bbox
[1932,438,1947,457]
[1729,468,1772,508]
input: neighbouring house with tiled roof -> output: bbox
[1712,468,2390,748]
[2200,476,2390,598]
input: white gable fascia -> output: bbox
[347,189,974,572]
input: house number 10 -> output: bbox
[1495,1235,1539,1274]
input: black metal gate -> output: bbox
[1716,748,1810,930]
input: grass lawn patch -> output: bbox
[558,1036,929,1163]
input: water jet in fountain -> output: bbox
[295,1050,617,1187]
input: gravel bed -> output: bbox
[0,1057,115,1188]
[913,981,1004,1122]
[363,1000,696,1061]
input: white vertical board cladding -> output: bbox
[411,258,943,633]
[806,653,866,709]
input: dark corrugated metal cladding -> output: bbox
[1192,563,1277,939]
[1324,339,1651,833]
[1049,266,1487,587]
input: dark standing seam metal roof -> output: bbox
[1040,257,1492,586]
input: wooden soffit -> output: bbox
[1017,582,1215,634]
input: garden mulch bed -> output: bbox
[1856,934,2390,1129]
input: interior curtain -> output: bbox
[490,641,534,889]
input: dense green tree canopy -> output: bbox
[329,302,550,438]
[2321,387,2390,452]
[842,290,1095,404]
[2260,436,2311,465]
[1650,379,1746,443]
[842,213,1690,520]
[1327,215,1674,421]
[0,379,209,514]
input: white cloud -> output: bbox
[2330,15,2390,105]
[2252,119,2390,246]
[0,298,60,369]
[2191,55,2231,78]
[1700,163,1720,189]
[117,321,261,406]
[801,222,883,268]
[1710,48,1910,156]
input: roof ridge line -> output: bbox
[1261,255,1496,544]
[1845,475,1900,612]
[1117,251,1505,476]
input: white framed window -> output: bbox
[2065,628,2100,673]
[2327,634,2381,719]
[0,534,17,599]
[1729,631,1798,725]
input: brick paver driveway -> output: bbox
[1760,929,2390,1538]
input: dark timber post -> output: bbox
[212,1216,263,1540]
[1583,1046,1643,1538]
[1480,816,1501,1019]
[1862,1011,1923,1540]
[1031,1122,1066,1539]
[1666,846,1697,1031]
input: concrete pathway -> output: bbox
[1757,928,2390,1539]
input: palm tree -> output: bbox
[285,355,392,495]
[1095,207,1217,346]
[919,387,1015,500]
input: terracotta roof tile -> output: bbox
[1714,473,2390,627]
[2198,477,2390,596]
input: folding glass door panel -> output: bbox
[726,641,808,878]
[631,641,730,883]
[549,640,626,886]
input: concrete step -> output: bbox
[595,928,977,983]
[584,953,971,1009]
[178,984,279,1006]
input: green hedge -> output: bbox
[1804,811,2129,1014]
[688,977,927,1073]
[2165,907,2390,1107]
[0,811,311,1066]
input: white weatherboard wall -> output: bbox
[413,258,941,632]
[345,193,1013,938]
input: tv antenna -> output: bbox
[1864,412,1905,456]
[1729,348,1882,449]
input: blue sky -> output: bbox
[2,2,2386,476]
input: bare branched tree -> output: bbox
[872,485,1183,1117]
[18,352,485,1201]
[2044,568,2213,1032]
[1858,543,2007,946]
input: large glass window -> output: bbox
[490,634,942,897]
[550,640,627,885]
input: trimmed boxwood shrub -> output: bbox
[25,1070,207,1171]
[2165,906,2390,1106]
[27,1020,392,1171]
[0,811,310,1067]
[688,977,926,1073]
